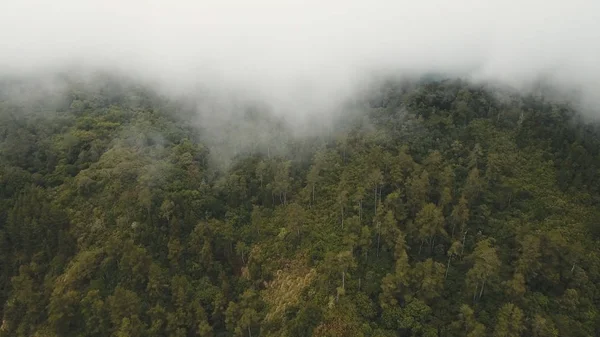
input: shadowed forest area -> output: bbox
[1,75,599,337]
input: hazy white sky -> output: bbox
[1,0,599,109]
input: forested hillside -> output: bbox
[1,75,599,337]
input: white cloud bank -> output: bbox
[1,0,599,115]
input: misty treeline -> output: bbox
[1,74,599,337]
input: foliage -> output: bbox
[1,75,600,336]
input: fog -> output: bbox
[1,0,599,119]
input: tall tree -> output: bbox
[493,303,524,337]
[466,239,501,302]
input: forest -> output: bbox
[1,73,599,337]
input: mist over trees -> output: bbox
[1,73,599,337]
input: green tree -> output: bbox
[410,258,445,302]
[450,195,469,238]
[450,304,486,337]
[493,303,524,337]
[413,203,446,254]
[531,314,557,337]
[466,239,501,301]
[407,170,430,214]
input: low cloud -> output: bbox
[1,0,598,116]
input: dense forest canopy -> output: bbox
[1,73,599,337]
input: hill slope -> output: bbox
[1,76,599,337]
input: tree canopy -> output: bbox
[1,75,599,336]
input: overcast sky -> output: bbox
[1,0,599,112]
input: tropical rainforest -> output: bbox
[1,73,599,337]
